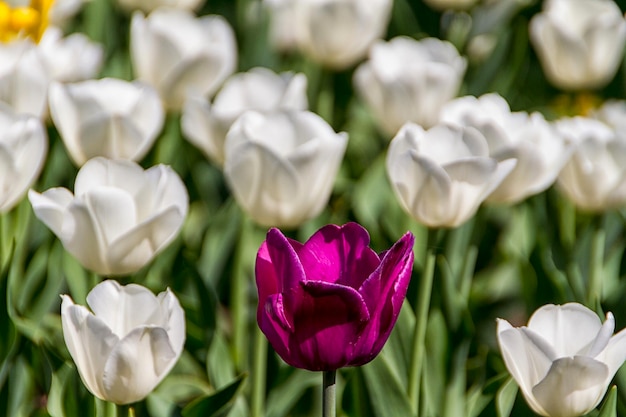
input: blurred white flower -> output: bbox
[529,0,626,90]
[385,123,516,228]
[38,27,103,83]
[264,0,299,52]
[592,100,626,135]
[131,8,237,111]
[440,93,572,204]
[555,116,626,211]
[354,36,466,137]
[48,79,164,166]
[223,110,347,227]
[0,40,50,118]
[49,0,86,27]
[117,0,204,13]
[284,0,392,69]
[423,0,477,10]
[498,303,626,417]
[182,67,308,166]
[0,104,47,213]
[61,280,185,404]
[29,157,188,275]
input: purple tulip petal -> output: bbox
[256,240,279,322]
[296,223,380,288]
[265,228,306,292]
[259,293,294,365]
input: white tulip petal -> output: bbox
[74,158,147,199]
[181,93,225,164]
[102,326,178,404]
[597,325,626,376]
[532,356,609,417]
[28,188,75,239]
[159,289,186,355]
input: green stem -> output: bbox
[115,404,134,417]
[231,216,251,371]
[407,244,436,416]
[322,370,336,417]
[250,327,268,417]
[587,218,605,310]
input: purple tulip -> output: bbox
[255,222,415,371]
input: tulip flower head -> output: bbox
[61,280,185,404]
[29,157,189,276]
[256,223,414,371]
[497,303,626,417]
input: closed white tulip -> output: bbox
[386,123,516,228]
[529,0,626,91]
[38,27,104,83]
[48,79,164,166]
[497,303,626,417]
[61,280,185,405]
[0,104,47,213]
[555,116,626,211]
[182,67,308,166]
[354,36,467,136]
[440,93,572,204]
[117,0,204,13]
[291,0,392,69]
[29,157,188,276]
[223,110,347,228]
[0,41,50,118]
[131,8,237,111]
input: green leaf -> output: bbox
[265,369,320,417]
[181,374,247,417]
[597,386,617,417]
[362,353,414,417]
[496,376,518,417]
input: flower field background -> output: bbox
[4,0,626,416]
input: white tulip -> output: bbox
[131,8,237,111]
[386,123,516,228]
[29,157,188,276]
[354,36,467,136]
[182,67,308,166]
[49,0,86,28]
[264,0,299,52]
[497,303,626,417]
[440,93,572,204]
[0,104,47,213]
[555,116,626,211]
[529,0,626,90]
[290,0,393,69]
[0,40,50,118]
[223,110,347,227]
[61,280,185,405]
[48,79,164,166]
[38,27,103,83]
[117,0,204,13]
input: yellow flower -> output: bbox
[0,0,54,43]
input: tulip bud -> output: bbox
[48,79,164,166]
[223,110,347,228]
[182,67,308,166]
[354,36,467,136]
[61,280,185,404]
[386,122,516,228]
[130,8,237,111]
[256,223,414,371]
[497,303,626,417]
[440,93,572,204]
[29,157,188,276]
[529,0,626,91]
[0,104,47,213]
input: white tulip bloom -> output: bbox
[182,67,308,166]
[386,123,516,228]
[0,40,50,118]
[354,36,467,136]
[38,27,103,83]
[223,110,347,228]
[555,116,626,212]
[0,104,47,213]
[290,0,393,69]
[264,0,299,52]
[529,0,626,90]
[48,79,164,166]
[497,303,626,417]
[29,158,188,276]
[117,0,204,13]
[61,280,185,405]
[131,8,237,111]
[440,93,572,204]
[49,0,86,27]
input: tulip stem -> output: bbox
[322,370,336,417]
[250,327,268,417]
[587,219,605,310]
[115,404,134,417]
[408,248,436,416]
